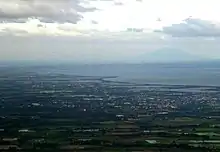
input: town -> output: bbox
[1,67,220,151]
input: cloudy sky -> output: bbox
[1,0,220,63]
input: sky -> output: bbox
[1,0,220,63]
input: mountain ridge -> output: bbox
[141,48,206,63]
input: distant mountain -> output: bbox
[142,48,206,63]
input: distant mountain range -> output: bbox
[141,48,206,63]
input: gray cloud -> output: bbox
[0,0,97,23]
[156,18,220,37]
[114,2,123,6]
[91,20,98,24]
[127,28,144,32]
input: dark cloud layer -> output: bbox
[0,0,98,23]
[156,18,220,37]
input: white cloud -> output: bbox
[0,0,220,37]
[0,19,83,36]
[81,0,220,31]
